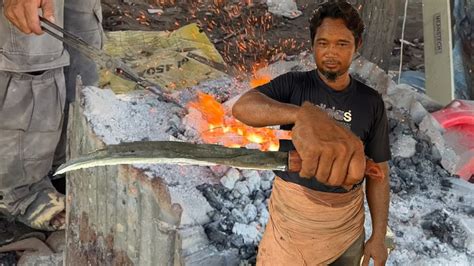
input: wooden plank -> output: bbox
[423,0,456,105]
[125,176,140,261]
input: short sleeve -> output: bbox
[255,72,293,103]
[364,97,391,163]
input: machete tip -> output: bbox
[54,166,68,176]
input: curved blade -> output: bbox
[56,141,288,175]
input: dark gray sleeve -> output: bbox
[255,72,293,103]
[364,97,391,163]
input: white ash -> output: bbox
[233,181,250,197]
[231,209,248,224]
[259,171,276,182]
[409,100,429,125]
[169,185,214,226]
[175,77,249,108]
[197,169,274,261]
[378,177,474,265]
[258,207,269,227]
[391,134,417,158]
[220,168,241,190]
[241,170,261,193]
[140,164,219,187]
[138,164,224,229]
[260,180,272,191]
[210,165,232,178]
[386,84,443,113]
[82,86,181,145]
[376,99,473,264]
[253,51,314,80]
[243,204,258,222]
[232,223,262,245]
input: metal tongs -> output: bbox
[39,16,176,103]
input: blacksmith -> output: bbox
[233,1,391,265]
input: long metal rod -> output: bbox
[39,16,179,105]
[40,17,91,46]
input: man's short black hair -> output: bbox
[310,1,365,47]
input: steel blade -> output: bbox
[56,141,288,175]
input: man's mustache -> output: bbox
[322,60,341,64]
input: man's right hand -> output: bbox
[4,0,55,35]
[292,102,366,187]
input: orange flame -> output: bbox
[188,93,225,126]
[188,92,290,151]
[250,73,271,89]
[249,62,271,88]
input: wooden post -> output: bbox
[353,0,403,71]
[65,80,182,265]
[458,0,473,99]
[423,0,456,105]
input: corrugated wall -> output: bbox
[65,82,182,266]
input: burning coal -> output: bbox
[187,92,290,151]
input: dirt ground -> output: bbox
[101,0,424,75]
[101,0,317,75]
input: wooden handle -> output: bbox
[287,150,303,173]
[287,150,384,180]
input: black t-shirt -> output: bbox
[256,70,391,193]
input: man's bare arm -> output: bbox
[232,90,300,127]
[232,90,366,186]
[363,161,390,266]
[367,161,390,238]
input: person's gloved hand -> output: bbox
[4,0,55,35]
[292,102,366,186]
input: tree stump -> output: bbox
[65,80,182,265]
[458,0,473,99]
[353,0,403,72]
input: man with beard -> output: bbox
[233,1,391,265]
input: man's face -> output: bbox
[313,18,358,82]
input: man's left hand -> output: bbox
[361,237,388,266]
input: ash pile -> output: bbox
[196,169,273,261]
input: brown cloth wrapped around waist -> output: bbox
[257,177,365,266]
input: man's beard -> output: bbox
[319,69,343,82]
[318,67,349,82]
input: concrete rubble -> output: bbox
[220,168,241,190]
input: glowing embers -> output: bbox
[249,62,272,89]
[188,92,290,151]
